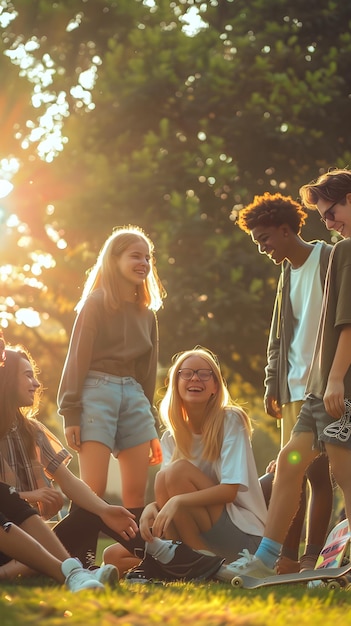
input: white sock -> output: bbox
[146,538,177,564]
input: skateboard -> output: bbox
[231,519,351,590]
[315,518,350,569]
[231,562,351,590]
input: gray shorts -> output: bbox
[200,508,262,563]
[293,396,351,451]
[80,371,158,455]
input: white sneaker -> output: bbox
[307,579,324,588]
[61,558,105,592]
[215,549,275,582]
[90,564,119,587]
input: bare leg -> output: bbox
[154,470,181,540]
[155,459,223,550]
[103,544,140,576]
[301,454,332,567]
[118,442,151,508]
[21,516,70,560]
[95,442,151,575]
[325,444,351,527]
[264,433,318,543]
[0,518,67,582]
[79,441,111,497]
[264,452,332,572]
[260,468,302,574]
[276,477,307,573]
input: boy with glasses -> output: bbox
[216,169,351,581]
[236,191,333,573]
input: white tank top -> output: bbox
[288,242,324,401]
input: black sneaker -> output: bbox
[124,554,166,584]
[125,542,224,583]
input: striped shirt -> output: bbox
[0,420,71,515]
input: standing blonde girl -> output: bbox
[58,226,166,522]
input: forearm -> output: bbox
[171,484,238,508]
[54,466,108,517]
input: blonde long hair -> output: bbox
[76,225,166,314]
[158,347,252,463]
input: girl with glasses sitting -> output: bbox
[104,346,267,573]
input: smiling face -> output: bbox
[16,356,40,408]
[251,224,291,265]
[115,238,151,288]
[317,193,351,239]
[177,355,218,408]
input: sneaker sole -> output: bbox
[124,577,165,585]
[99,568,119,587]
[215,565,274,583]
[125,550,224,584]
[191,557,225,581]
[70,581,105,592]
[215,565,246,583]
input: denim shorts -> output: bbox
[80,371,158,455]
[293,396,351,451]
[281,400,304,447]
[200,508,262,562]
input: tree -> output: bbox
[0,0,350,428]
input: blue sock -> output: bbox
[256,537,282,569]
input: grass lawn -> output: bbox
[3,539,351,625]
[2,576,351,626]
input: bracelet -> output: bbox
[2,522,12,533]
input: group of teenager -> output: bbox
[0,167,350,590]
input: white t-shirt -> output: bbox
[160,408,267,536]
[288,242,324,401]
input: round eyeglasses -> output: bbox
[178,368,213,381]
[319,197,345,224]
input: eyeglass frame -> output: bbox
[319,197,344,224]
[177,368,214,381]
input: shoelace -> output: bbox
[323,399,351,442]
[227,549,256,570]
[67,568,93,585]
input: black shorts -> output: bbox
[0,482,38,566]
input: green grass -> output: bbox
[3,541,351,625]
[2,578,351,626]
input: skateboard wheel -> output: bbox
[231,576,243,588]
[326,581,340,590]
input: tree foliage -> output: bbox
[0,0,350,429]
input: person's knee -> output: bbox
[162,459,193,480]
[325,446,351,492]
[154,468,166,492]
[275,444,308,481]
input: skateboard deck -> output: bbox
[316,518,350,569]
[231,562,351,590]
